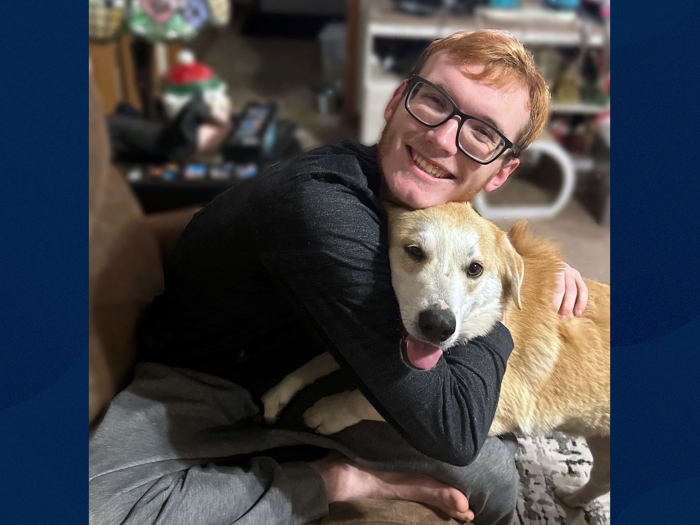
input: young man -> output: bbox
[90,30,588,524]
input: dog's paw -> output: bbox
[260,376,304,424]
[303,392,361,435]
[554,486,590,509]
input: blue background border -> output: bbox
[0,2,87,522]
[611,1,700,522]
[1,1,700,522]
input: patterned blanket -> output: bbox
[515,432,610,525]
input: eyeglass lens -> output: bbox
[407,81,506,163]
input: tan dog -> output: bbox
[262,202,610,508]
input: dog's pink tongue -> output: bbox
[405,336,442,370]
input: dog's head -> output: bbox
[386,202,524,370]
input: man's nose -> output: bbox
[426,117,460,156]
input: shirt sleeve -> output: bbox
[254,173,513,466]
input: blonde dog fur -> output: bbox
[262,202,610,508]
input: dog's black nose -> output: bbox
[418,305,456,343]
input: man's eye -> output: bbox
[473,127,496,143]
[404,245,426,262]
[421,93,446,109]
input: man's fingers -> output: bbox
[552,268,566,312]
[573,272,589,316]
[558,270,578,319]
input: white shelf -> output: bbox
[368,22,470,40]
[550,102,609,115]
[365,0,605,46]
[476,6,577,24]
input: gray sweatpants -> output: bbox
[90,364,518,525]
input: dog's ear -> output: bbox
[498,232,524,310]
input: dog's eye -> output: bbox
[466,262,483,278]
[404,244,425,262]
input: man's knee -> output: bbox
[465,434,519,525]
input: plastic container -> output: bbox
[313,84,340,116]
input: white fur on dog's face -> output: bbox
[388,203,522,349]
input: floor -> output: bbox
[197,15,610,285]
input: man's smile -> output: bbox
[407,146,456,181]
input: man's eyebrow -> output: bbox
[435,81,505,134]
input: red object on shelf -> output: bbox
[162,53,216,86]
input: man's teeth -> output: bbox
[411,150,449,178]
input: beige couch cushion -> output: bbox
[89,70,164,424]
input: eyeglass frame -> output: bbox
[403,74,521,165]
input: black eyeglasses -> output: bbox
[404,74,520,165]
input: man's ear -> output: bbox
[498,231,524,309]
[384,79,409,122]
[483,157,520,193]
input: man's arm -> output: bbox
[255,177,512,466]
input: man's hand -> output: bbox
[553,263,588,320]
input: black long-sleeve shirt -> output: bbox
[137,140,513,466]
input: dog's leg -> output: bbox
[303,389,385,435]
[555,434,610,508]
[261,352,340,424]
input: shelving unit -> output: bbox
[355,0,609,220]
[551,102,608,115]
[357,0,607,144]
